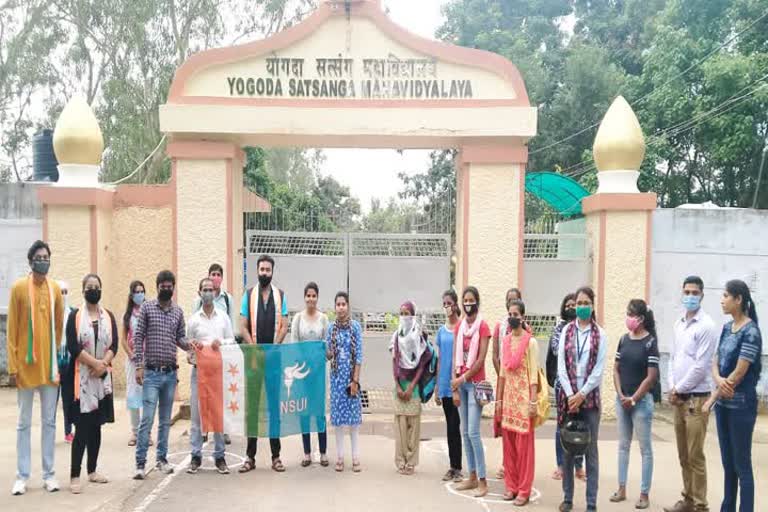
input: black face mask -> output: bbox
[84,289,101,305]
[258,274,272,287]
[158,288,173,302]
[563,308,577,321]
[463,303,478,316]
[508,316,522,330]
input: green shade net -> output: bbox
[525,171,589,217]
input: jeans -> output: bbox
[457,381,486,479]
[17,385,58,480]
[190,367,225,460]
[441,396,462,470]
[136,369,177,466]
[302,432,327,455]
[616,394,654,494]
[715,401,757,512]
[563,407,600,509]
[71,411,102,478]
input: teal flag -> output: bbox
[242,341,327,438]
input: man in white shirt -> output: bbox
[664,276,719,512]
[187,277,235,475]
[192,263,235,330]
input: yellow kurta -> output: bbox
[501,336,538,433]
[6,276,63,389]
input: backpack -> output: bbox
[417,339,439,404]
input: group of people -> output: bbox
[6,240,763,512]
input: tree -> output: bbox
[398,149,457,237]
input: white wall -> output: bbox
[651,207,768,354]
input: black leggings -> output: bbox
[442,397,462,470]
[302,432,328,455]
[71,411,102,478]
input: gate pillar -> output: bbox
[456,145,528,323]
[583,97,656,417]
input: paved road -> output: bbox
[1,389,766,512]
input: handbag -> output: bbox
[474,380,494,407]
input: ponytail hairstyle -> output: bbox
[725,280,759,324]
[627,299,658,340]
[123,280,145,336]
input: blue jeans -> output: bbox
[715,401,757,512]
[189,367,225,460]
[17,385,58,480]
[563,407,600,509]
[135,369,177,466]
[616,394,654,494]
[555,382,583,470]
[457,381,486,479]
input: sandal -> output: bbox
[513,496,530,507]
[610,491,627,503]
[238,458,256,473]
[320,455,329,467]
[575,468,587,481]
[552,467,563,480]
[635,497,650,509]
[301,456,311,468]
[271,459,286,472]
[503,491,517,501]
[352,460,362,473]
[496,467,505,479]
[335,460,344,472]
[404,464,414,475]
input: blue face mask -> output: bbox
[133,292,145,306]
[682,294,701,311]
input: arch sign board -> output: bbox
[160,0,536,149]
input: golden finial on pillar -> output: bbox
[52,96,104,187]
[592,96,646,193]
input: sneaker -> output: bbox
[156,460,174,475]
[664,501,694,512]
[43,477,60,492]
[452,470,464,483]
[559,502,573,512]
[187,456,202,474]
[215,458,230,475]
[202,434,208,443]
[133,465,146,480]
[65,433,74,443]
[442,469,454,481]
[11,479,26,496]
[224,433,231,445]
[88,472,109,484]
[70,478,82,494]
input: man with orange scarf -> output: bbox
[7,240,64,496]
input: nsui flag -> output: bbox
[197,342,327,437]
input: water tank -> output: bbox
[32,129,59,182]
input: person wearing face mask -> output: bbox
[435,290,463,483]
[610,299,659,510]
[192,264,235,330]
[186,277,235,475]
[132,270,197,480]
[451,286,491,498]
[238,254,289,473]
[390,300,430,475]
[65,273,118,494]
[499,299,539,506]
[547,293,585,482]
[122,280,150,447]
[57,280,75,444]
[556,286,607,512]
[664,276,718,512]
[8,240,65,496]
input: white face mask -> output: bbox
[399,315,415,333]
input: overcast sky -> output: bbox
[321,0,449,212]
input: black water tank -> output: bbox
[32,129,58,182]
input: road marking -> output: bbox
[131,441,209,512]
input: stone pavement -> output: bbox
[0,387,765,511]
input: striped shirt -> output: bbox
[132,299,190,369]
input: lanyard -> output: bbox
[576,328,590,362]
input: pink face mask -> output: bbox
[211,275,223,289]
[626,316,642,333]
